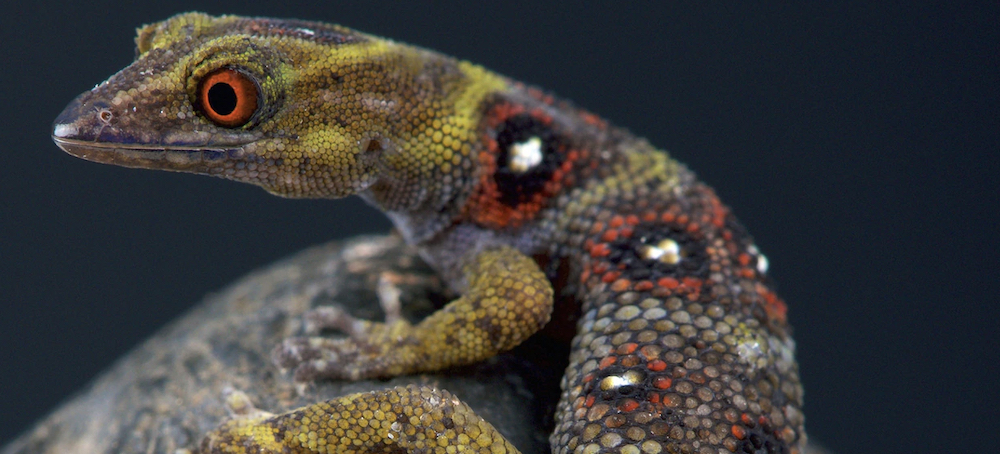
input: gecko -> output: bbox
[52,13,805,454]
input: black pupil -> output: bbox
[207,82,238,115]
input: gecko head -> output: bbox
[51,12,421,199]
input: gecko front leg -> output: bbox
[273,246,553,381]
[201,385,522,454]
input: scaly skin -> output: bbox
[53,13,805,454]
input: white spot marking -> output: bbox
[756,253,769,274]
[736,337,765,371]
[640,238,681,265]
[508,136,543,173]
[600,375,630,390]
[748,244,768,274]
[599,370,644,391]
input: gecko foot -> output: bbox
[274,247,552,384]
[272,317,417,382]
[273,270,417,381]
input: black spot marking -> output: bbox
[606,222,709,280]
[493,114,564,206]
[738,420,789,454]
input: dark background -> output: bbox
[2,3,996,453]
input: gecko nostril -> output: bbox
[98,108,113,124]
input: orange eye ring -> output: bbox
[197,68,259,128]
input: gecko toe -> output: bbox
[303,305,358,334]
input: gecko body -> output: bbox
[53,13,805,454]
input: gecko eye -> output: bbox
[197,68,260,127]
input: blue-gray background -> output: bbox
[2,3,996,453]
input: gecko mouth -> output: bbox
[52,136,239,172]
[51,94,257,174]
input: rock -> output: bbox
[0,235,831,454]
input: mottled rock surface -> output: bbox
[1,235,831,454]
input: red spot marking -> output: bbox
[731,425,747,440]
[657,277,680,289]
[599,356,617,369]
[660,212,675,223]
[710,194,728,228]
[526,86,544,100]
[741,413,755,426]
[619,343,638,355]
[676,214,690,225]
[625,214,640,225]
[648,393,661,404]
[652,376,672,389]
[590,243,611,258]
[686,223,700,233]
[580,270,591,283]
[620,227,634,238]
[682,277,702,289]
[602,271,621,283]
[585,395,596,408]
[592,262,608,274]
[601,230,619,242]
[642,211,657,222]
[647,360,667,372]
[609,215,625,228]
[580,111,607,128]
[549,170,565,187]
[589,222,605,235]
[611,279,631,292]
[619,399,640,413]
[738,253,752,266]
[740,268,756,279]
[756,283,788,323]
[639,345,659,360]
[634,280,653,291]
